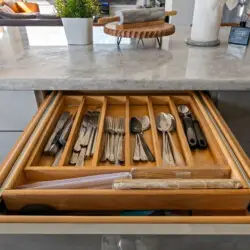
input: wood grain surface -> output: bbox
[104,22,175,39]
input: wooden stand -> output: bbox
[104,22,175,47]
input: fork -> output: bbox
[100,116,111,162]
[108,117,116,163]
[116,117,125,164]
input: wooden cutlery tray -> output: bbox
[1,91,250,212]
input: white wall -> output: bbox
[166,0,195,25]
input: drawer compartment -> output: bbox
[1,91,250,213]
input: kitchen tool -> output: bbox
[178,105,208,149]
[69,151,79,165]
[100,117,111,162]
[113,179,243,190]
[133,133,141,162]
[76,147,87,166]
[109,117,117,163]
[90,111,100,156]
[178,105,197,149]
[73,127,86,152]
[86,111,100,158]
[59,115,74,146]
[156,112,175,166]
[190,113,208,149]
[117,117,125,164]
[81,111,94,147]
[51,147,64,167]
[44,112,71,154]
[17,172,132,190]
[130,117,155,162]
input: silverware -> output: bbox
[100,118,110,162]
[59,116,74,146]
[74,118,88,152]
[130,116,155,162]
[108,116,116,163]
[86,111,100,158]
[178,105,207,149]
[81,111,94,147]
[51,147,64,167]
[69,151,79,165]
[156,112,175,166]
[76,147,87,166]
[117,117,125,164]
[44,112,71,154]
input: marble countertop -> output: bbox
[0,26,249,91]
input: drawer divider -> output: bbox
[188,96,225,166]
[59,96,86,166]
[147,97,161,167]
[92,97,108,167]
[125,96,130,167]
[168,96,194,166]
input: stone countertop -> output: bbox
[0,26,249,91]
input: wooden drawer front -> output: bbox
[1,91,250,213]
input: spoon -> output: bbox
[166,113,186,166]
[130,117,155,162]
[156,113,175,166]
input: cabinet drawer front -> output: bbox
[0,91,249,226]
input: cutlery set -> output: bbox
[178,105,208,150]
[100,116,125,165]
[43,111,75,166]
[43,106,208,167]
[70,110,100,166]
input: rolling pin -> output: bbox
[98,10,177,25]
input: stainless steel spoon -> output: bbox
[156,112,175,166]
[130,117,155,162]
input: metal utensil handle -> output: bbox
[165,133,175,166]
[138,133,148,162]
[168,132,185,166]
[76,147,87,167]
[86,128,95,158]
[100,132,107,162]
[81,126,93,147]
[117,134,125,164]
[91,128,98,156]
[109,133,115,163]
[114,133,120,163]
[74,128,85,152]
[59,119,73,146]
[182,116,197,149]
[138,133,155,162]
[193,120,208,149]
[133,134,140,162]
[162,131,167,165]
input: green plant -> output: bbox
[55,0,100,18]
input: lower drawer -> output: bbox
[0,91,249,226]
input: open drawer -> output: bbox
[0,91,249,231]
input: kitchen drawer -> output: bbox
[0,91,249,228]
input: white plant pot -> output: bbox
[62,18,93,45]
[188,0,224,46]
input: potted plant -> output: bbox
[55,0,99,45]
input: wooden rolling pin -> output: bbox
[118,7,165,24]
[98,10,177,25]
[113,179,242,190]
